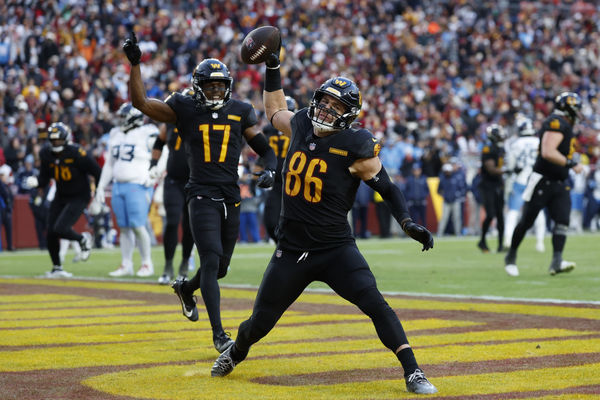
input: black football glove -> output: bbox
[255,169,275,188]
[402,220,434,251]
[265,53,280,69]
[123,31,141,65]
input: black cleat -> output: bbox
[214,331,235,353]
[171,278,198,321]
[549,259,575,276]
[477,240,490,253]
[405,368,438,394]
[211,344,238,377]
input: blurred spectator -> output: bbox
[0,164,14,251]
[4,137,25,172]
[239,167,261,244]
[404,163,429,228]
[352,181,373,239]
[437,162,464,237]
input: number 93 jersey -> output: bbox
[277,109,381,251]
[165,92,258,202]
[108,124,159,184]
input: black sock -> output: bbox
[397,347,419,377]
[230,343,248,363]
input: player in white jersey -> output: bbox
[503,116,546,251]
[95,103,159,277]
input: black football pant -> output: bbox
[162,178,193,274]
[235,243,410,354]
[263,188,281,242]
[480,184,504,247]
[509,178,570,259]
[47,196,88,266]
[186,196,240,334]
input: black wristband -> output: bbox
[149,159,158,169]
[247,133,277,171]
[264,66,282,92]
[565,159,577,169]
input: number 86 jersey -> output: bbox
[277,109,381,251]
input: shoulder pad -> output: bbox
[549,118,561,131]
[482,146,490,154]
[352,129,381,159]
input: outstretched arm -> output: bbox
[124,31,177,124]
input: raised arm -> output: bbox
[262,53,293,136]
[123,32,177,124]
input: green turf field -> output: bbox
[1,233,598,302]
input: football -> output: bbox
[240,26,281,64]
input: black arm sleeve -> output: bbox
[152,136,166,151]
[247,133,277,171]
[82,153,102,183]
[364,166,411,227]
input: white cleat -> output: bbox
[109,265,134,277]
[535,242,545,253]
[46,267,73,278]
[504,264,519,277]
[136,264,154,277]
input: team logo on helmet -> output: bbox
[191,58,233,110]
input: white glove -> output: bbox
[88,197,103,216]
[24,175,38,189]
[143,176,156,188]
[95,188,105,204]
[148,165,161,180]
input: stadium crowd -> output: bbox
[1,0,600,250]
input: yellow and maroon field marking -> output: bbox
[1,278,599,399]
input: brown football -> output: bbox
[240,26,281,64]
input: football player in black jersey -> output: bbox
[149,89,195,285]
[31,122,100,277]
[210,49,437,395]
[504,92,583,277]
[262,95,298,242]
[477,124,506,253]
[123,32,277,353]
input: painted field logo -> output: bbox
[1,279,598,399]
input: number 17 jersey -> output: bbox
[166,93,258,203]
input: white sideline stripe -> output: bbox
[0,276,598,305]
[219,283,600,306]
